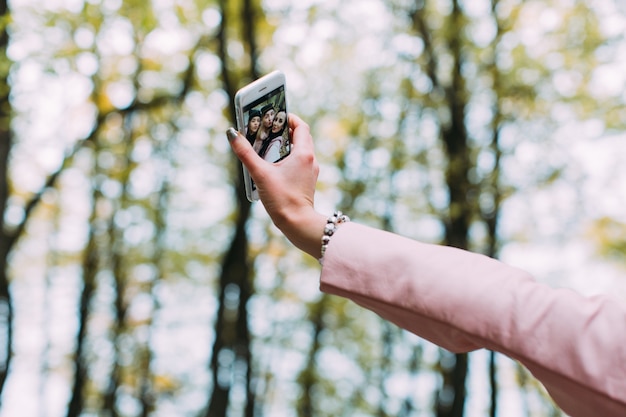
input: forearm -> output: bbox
[319,222,626,417]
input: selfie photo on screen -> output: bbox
[242,87,290,164]
[234,70,291,201]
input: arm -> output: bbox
[226,115,626,417]
[320,222,626,417]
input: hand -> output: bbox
[227,114,327,259]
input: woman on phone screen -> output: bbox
[225,114,626,417]
[245,109,261,145]
[260,110,287,162]
[253,104,275,154]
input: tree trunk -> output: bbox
[66,192,100,417]
[485,2,506,414]
[0,0,14,400]
[204,0,256,415]
[437,1,471,416]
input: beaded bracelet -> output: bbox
[319,211,350,265]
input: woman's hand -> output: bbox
[227,113,327,259]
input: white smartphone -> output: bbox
[234,70,291,202]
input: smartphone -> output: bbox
[234,70,291,202]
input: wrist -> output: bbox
[277,207,327,259]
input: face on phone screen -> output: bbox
[242,85,291,165]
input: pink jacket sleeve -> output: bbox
[319,222,626,417]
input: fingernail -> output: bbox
[226,127,238,141]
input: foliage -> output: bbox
[0,0,624,416]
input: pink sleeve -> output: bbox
[319,222,626,417]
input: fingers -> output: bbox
[227,112,313,174]
[288,113,313,152]
[288,113,306,130]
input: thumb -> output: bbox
[226,127,265,174]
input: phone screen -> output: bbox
[234,71,291,201]
[241,85,290,165]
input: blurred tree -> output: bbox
[0,0,624,416]
[203,0,265,415]
[410,2,472,415]
[67,155,99,417]
[0,0,13,399]
[2,0,215,413]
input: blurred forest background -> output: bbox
[0,0,625,416]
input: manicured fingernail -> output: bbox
[226,127,238,141]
